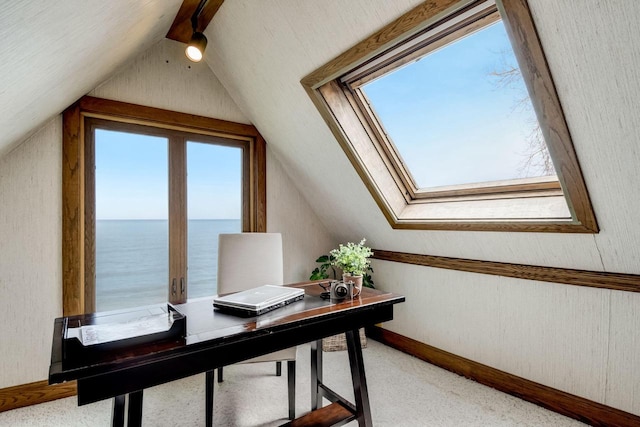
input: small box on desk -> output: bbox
[62,304,186,368]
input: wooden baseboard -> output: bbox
[0,380,77,413]
[367,326,640,427]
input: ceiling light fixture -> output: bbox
[185,0,208,62]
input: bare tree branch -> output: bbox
[489,64,555,177]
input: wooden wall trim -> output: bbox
[0,380,77,413]
[367,326,640,427]
[372,249,640,293]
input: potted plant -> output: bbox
[330,238,373,296]
[310,242,374,289]
[310,239,374,352]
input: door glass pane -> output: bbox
[362,20,557,189]
[95,129,169,311]
[187,141,242,299]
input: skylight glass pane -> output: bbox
[362,21,556,189]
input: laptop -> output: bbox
[213,285,305,317]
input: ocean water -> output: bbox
[96,219,241,312]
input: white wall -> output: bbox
[204,0,640,415]
[90,39,248,124]
[0,38,333,389]
[374,262,640,412]
[267,149,336,283]
[0,118,62,388]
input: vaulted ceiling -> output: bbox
[0,0,182,156]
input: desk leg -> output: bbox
[205,370,215,427]
[111,392,143,427]
[127,390,143,427]
[346,329,372,426]
[112,395,125,427]
[287,360,296,420]
[310,339,323,410]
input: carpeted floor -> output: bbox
[0,341,584,426]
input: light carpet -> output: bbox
[0,340,584,426]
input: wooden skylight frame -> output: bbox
[302,0,598,233]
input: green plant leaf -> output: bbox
[329,239,373,276]
[310,267,327,280]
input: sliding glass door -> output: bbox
[94,129,169,311]
[90,121,243,311]
[187,141,242,300]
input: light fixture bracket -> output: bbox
[185,0,209,62]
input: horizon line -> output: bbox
[96,218,241,221]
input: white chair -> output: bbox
[205,233,296,426]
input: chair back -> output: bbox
[217,233,284,294]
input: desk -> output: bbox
[49,281,405,426]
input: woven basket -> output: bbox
[322,328,367,352]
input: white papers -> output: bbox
[68,313,174,346]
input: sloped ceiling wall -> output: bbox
[204,0,640,274]
[0,0,182,156]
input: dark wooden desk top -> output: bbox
[181,282,403,343]
[50,281,404,391]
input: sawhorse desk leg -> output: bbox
[346,328,372,426]
[311,339,323,410]
[310,331,373,426]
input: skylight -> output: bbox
[303,0,597,232]
[361,20,555,189]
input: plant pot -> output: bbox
[342,274,363,297]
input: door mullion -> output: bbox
[168,137,187,304]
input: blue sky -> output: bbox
[95,129,241,220]
[363,20,543,188]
